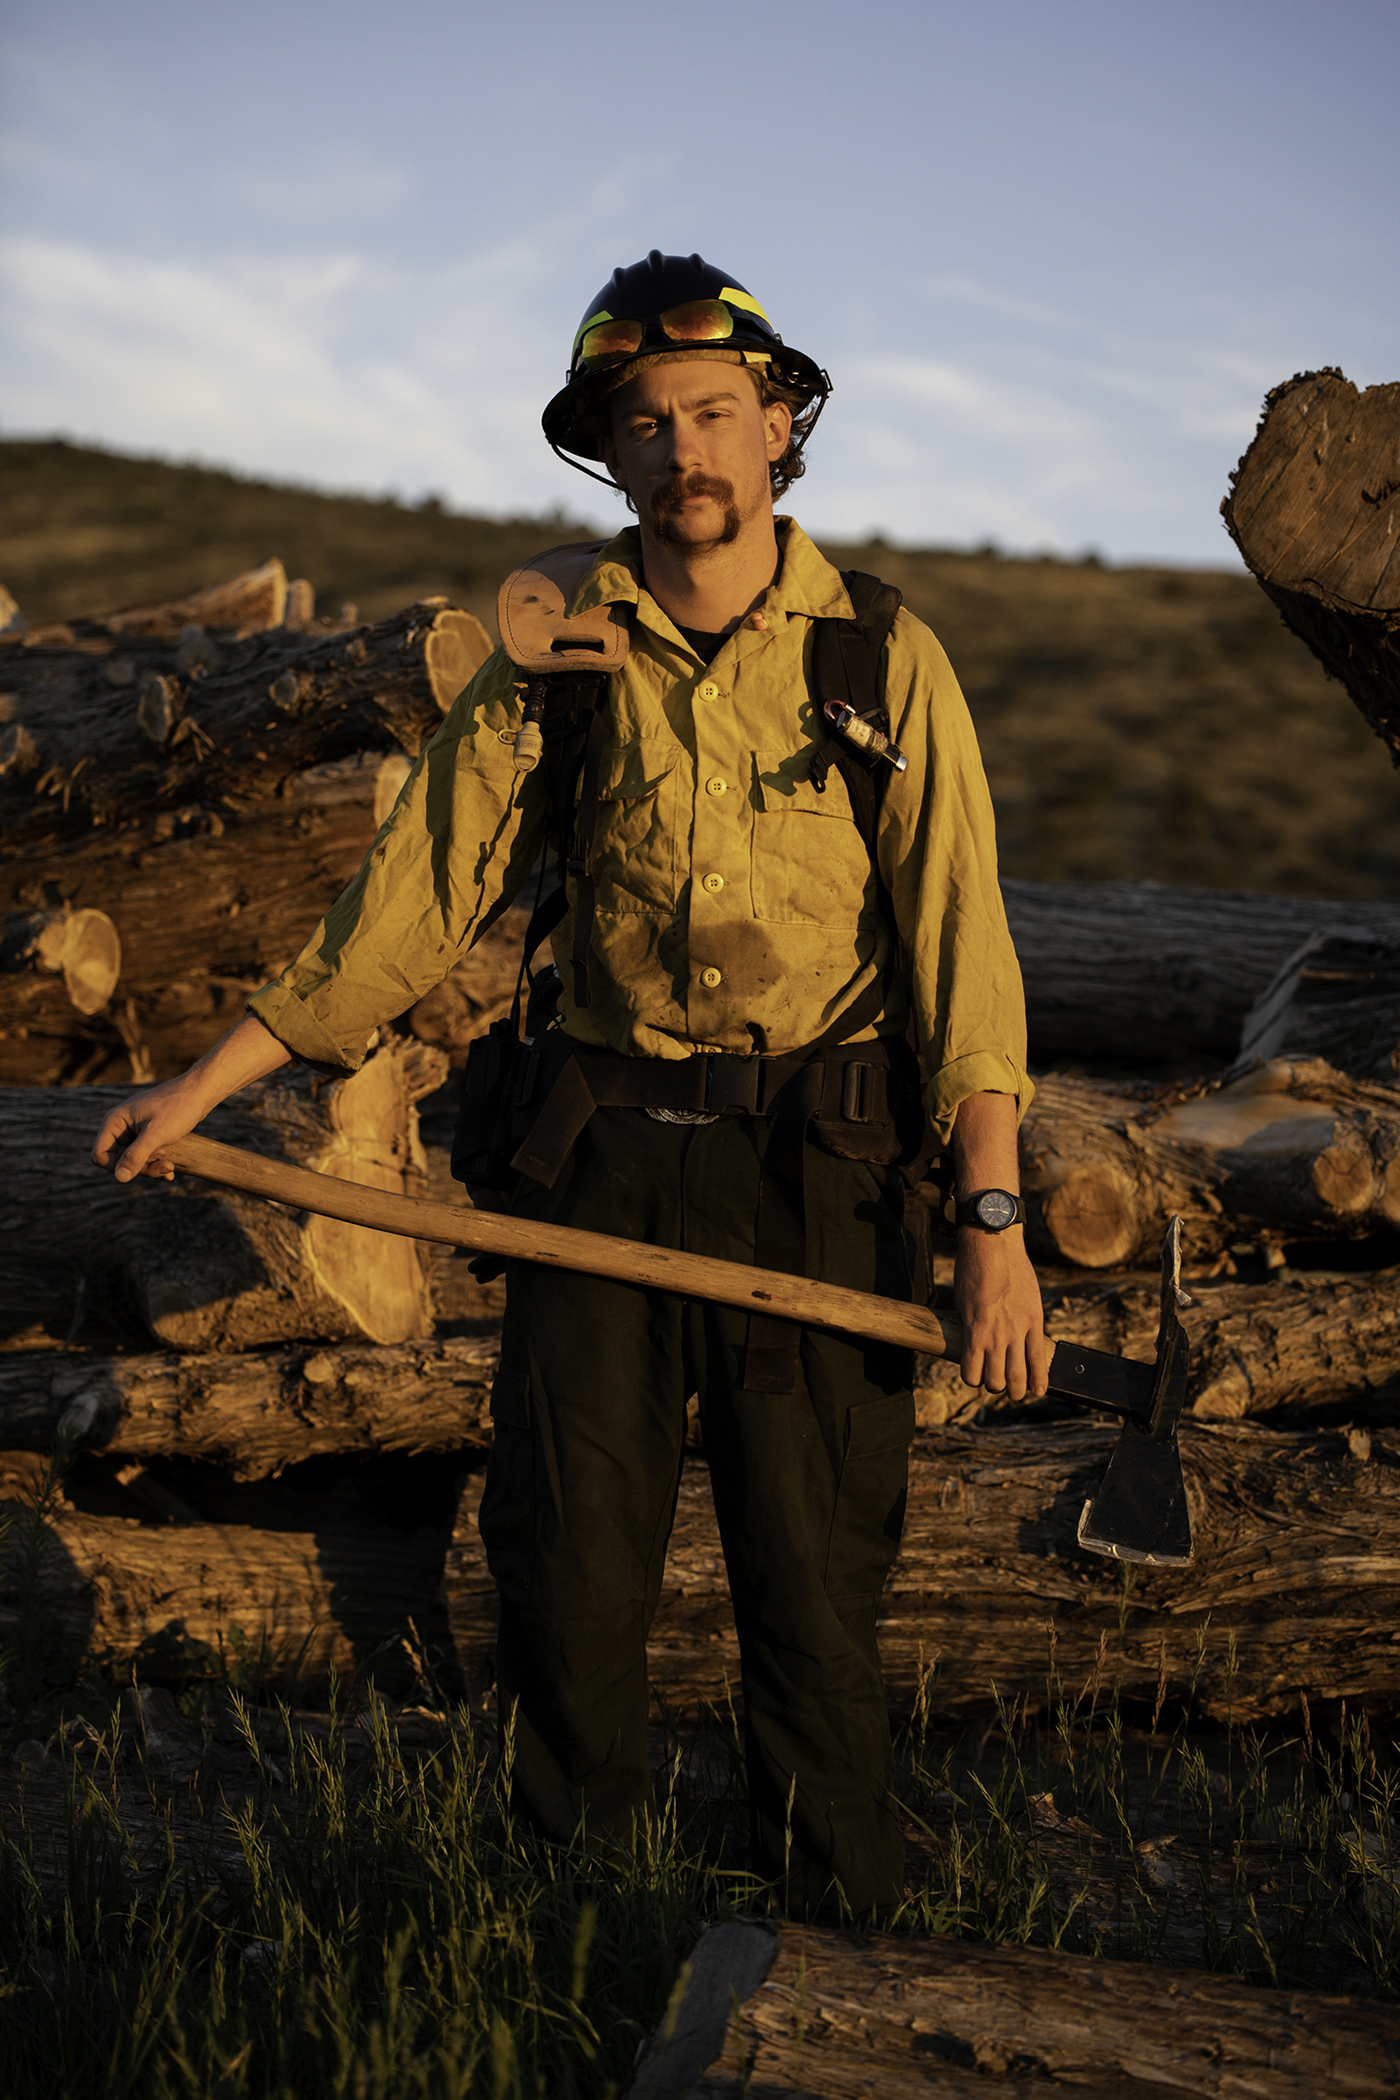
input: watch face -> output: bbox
[976,1190,1017,1230]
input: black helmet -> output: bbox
[542,250,830,482]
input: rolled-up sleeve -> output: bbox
[877,610,1032,1146]
[247,648,544,1072]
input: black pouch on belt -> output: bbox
[807,1034,927,1167]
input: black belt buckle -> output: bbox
[704,1055,761,1116]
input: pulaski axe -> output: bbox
[158,1136,1194,1567]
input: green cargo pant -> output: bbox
[477,1103,915,1914]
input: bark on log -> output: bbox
[4,1258,1392,1474]
[1,1038,446,1351]
[1238,926,1400,1082]
[915,1266,1400,1427]
[1223,369,1400,765]
[1019,1059,1400,1269]
[453,1415,1400,1725]
[7,1417,1398,1719]
[1000,876,1400,1066]
[0,595,492,1079]
[630,1920,1400,2100]
[0,594,492,818]
[0,1334,498,1479]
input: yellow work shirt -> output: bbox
[248,519,1031,1144]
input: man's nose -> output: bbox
[666,419,703,470]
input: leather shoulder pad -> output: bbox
[497,542,630,673]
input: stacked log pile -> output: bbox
[2,501,1399,1723]
[0,561,492,1082]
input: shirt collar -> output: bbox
[568,517,856,626]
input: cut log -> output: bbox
[0,1489,458,1695]
[8,1417,1399,1719]
[4,1266,1387,1479]
[1019,1058,1400,1269]
[0,592,493,1078]
[1001,876,1400,1066]
[1236,926,1400,1082]
[0,907,120,1017]
[1223,369,1400,765]
[451,1415,1400,1726]
[632,1920,1400,2100]
[1,1037,446,1351]
[0,754,522,1085]
[0,1334,497,1479]
[0,595,493,820]
[916,1267,1400,1427]
[93,558,293,638]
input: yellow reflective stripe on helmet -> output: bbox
[719,286,771,324]
[572,309,612,353]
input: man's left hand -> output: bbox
[954,1229,1047,1401]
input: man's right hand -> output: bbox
[93,1075,207,1184]
[92,1013,294,1183]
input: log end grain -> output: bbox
[1034,1165,1140,1269]
[423,609,493,713]
[0,906,121,1016]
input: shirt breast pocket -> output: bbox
[591,735,683,913]
[750,749,877,927]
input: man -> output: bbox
[94,251,1045,1915]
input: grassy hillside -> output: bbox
[3,437,1397,897]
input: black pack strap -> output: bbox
[520,883,568,980]
[810,571,903,864]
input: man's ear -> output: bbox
[598,431,628,499]
[763,398,793,462]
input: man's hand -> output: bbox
[954,1227,1047,1401]
[92,1014,293,1183]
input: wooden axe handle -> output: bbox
[165,1134,964,1362]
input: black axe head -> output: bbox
[1076,1217,1195,1568]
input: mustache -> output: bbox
[649,471,737,522]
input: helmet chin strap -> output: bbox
[549,443,628,493]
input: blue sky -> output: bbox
[1,0,1395,563]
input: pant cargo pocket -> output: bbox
[824,1389,915,1605]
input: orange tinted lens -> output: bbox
[660,300,735,344]
[579,317,645,366]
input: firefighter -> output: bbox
[94,250,1045,1914]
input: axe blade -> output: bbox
[1077,1218,1195,1567]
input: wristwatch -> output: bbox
[954,1189,1026,1233]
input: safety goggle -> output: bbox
[574,298,769,372]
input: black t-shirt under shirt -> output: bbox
[676,625,729,666]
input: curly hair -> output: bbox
[758,367,821,499]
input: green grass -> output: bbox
[0,1645,1393,2099]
